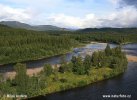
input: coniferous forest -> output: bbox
[0,25,79,64]
[0,25,137,64]
[0,24,136,99]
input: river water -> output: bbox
[31,62,137,100]
[0,43,110,73]
[0,43,137,100]
[30,43,137,100]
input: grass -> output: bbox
[1,65,126,100]
[39,67,115,95]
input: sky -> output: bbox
[0,0,137,28]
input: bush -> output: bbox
[60,78,67,83]
[43,64,53,76]
[78,80,87,87]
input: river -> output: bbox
[0,43,110,73]
[30,43,137,100]
[0,43,137,99]
[31,62,137,100]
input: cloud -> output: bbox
[0,0,137,28]
[48,14,83,28]
[47,6,137,28]
[108,0,120,5]
[120,0,137,8]
[102,6,137,27]
[0,4,33,22]
[47,13,101,28]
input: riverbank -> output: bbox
[5,54,133,79]
[0,49,71,66]
[126,55,137,62]
[4,64,60,79]
[0,67,125,100]
[0,43,86,66]
[4,42,134,79]
[28,67,125,99]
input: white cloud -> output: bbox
[108,0,121,5]
[0,4,33,22]
[47,6,137,28]
[47,13,101,28]
[48,14,83,28]
[0,2,137,28]
[102,6,137,27]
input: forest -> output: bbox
[0,25,137,64]
[0,25,79,64]
[0,44,128,99]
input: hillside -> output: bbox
[0,21,67,31]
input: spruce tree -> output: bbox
[14,63,29,94]
[83,55,92,74]
[91,52,98,67]
[76,56,85,75]
[43,64,53,76]
[71,56,77,72]
[72,56,85,75]
[105,44,111,56]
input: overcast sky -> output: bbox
[0,0,137,28]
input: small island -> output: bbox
[0,44,128,99]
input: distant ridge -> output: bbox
[1,21,137,32]
[77,28,137,33]
[0,24,10,28]
[0,21,69,31]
